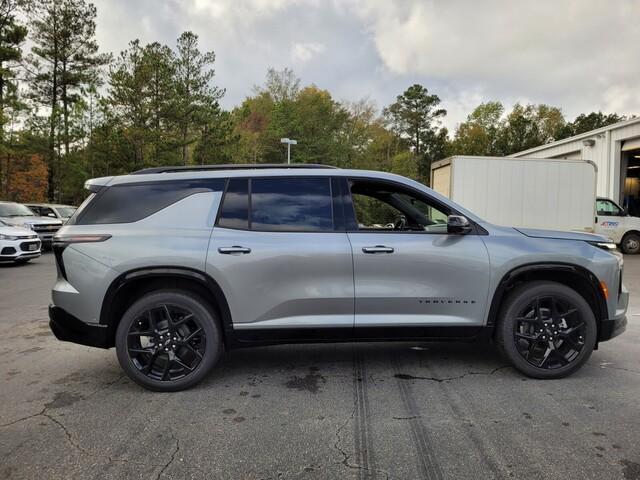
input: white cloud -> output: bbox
[291,42,326,64]
[92,0,640,128]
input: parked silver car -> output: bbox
[49,165,628,391]
[25,203,77,223]
[0,201,63,248]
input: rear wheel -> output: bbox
[496,281,597,379]
[621,233,640,254]
[115,290,222,391]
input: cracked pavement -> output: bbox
[1,254,640,479]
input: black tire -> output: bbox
[115,290,222,392]
[496,281,597,379]
[621,233,640,254]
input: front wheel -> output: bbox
[496,281,597,379]
[115,290,222,391]
[621,233,640,254]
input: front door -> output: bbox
[207,176,354,340]
[344,177,491,335]
[594,198,626,243]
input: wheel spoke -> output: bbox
[183,326,202,342]
[128,330,153,337]
[173,357,195,372]
[142,350,161,373]
[515,332,538,341]
[184,343,203,359]
[129,347,154,354]
[161,359,171,380]
[162,304,173,323]
[172,313,193,327]
[562,322,585,336]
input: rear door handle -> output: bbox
[362,245,394,254]
[218,246,251,255]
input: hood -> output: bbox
[0,216,63,227]
[515,227,610,243]
[0,224,37,237]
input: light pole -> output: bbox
[280,138,298,164]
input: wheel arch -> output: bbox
[99,267,233,348]
[487,262,608,335]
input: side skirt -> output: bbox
[227,325,493,349]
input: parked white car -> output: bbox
[594,197,640,254]
[0,219,41,263]
[0,201,63,248]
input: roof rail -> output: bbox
[131,163,339,175]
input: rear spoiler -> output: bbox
[84,176,113,193]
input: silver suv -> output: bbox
[49,165,628,391]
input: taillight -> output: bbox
[53,234,111,244]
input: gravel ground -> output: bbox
[1,252,639,480]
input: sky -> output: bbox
[92,0,640,132]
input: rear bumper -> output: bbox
[49,304,111,349]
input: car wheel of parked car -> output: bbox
[621,233,640,254]
[115,290,222,392]
[496,281,597,379]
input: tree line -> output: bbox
[0,0,630,204]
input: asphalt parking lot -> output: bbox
[1,253,640,480]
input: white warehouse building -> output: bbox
[510,117,640,214]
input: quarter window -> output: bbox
[75,179,225,225]
[250,178,333,231]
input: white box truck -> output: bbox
[431,155,640,253]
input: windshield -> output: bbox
[0,203,35,217]
[56,206,77,218]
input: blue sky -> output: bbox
[93,0,640,131]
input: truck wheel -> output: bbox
[621,233,640,254]
[115,290,222,392]
[496,281,596,379]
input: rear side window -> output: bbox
[251,178,333,231]
[217,178,249,229]
[75,179,225,225]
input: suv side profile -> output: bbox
[49,165,628,391]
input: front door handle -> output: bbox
[362,245,394,254]
[218,246,252,255]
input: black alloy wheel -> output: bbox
[513,295,586,369]
[497,281,597,379]
[127,304,206,381]
[116,290,221,391]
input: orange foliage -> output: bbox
[2,154,48,202]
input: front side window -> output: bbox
[596,199,623,216]
[349,179,449,233]
[251,178,333,232]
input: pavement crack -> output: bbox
[394,365,510,383]
[154,432,180,480]
[0,408,46,428]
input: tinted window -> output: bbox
[350,179,449,233]
[251,178,333,231]
[76,179,225,225]
[217,178,249,229]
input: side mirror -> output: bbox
[447,215,472,234]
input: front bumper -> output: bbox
[599,315,627,341]
[49,305,111,348]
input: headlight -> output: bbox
[588,241,618,252]
[0,234,19,240]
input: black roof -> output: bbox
[131,164,338,175]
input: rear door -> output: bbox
[344,177,491,335]
[207,176,354,340]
